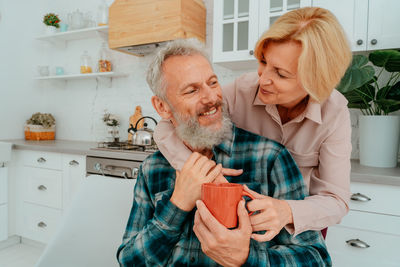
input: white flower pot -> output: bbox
[359,115,400,168]
[44,25,58,35]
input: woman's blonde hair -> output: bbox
[254,7,352,102]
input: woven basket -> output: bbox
[24,124,55,141]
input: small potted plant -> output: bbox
[337,50,400,167]
[25,112,56,141]
[103,112,120,142]
[43,13,60,34]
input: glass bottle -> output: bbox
[98,42,112,72]
[97,0,108,26]
[80,50,93,74]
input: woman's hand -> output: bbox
[244,185,293,242]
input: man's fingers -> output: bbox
[237,200,252,234]
[205,164,222,183]
[221,168,243,177]
[251,231,277,242]
[243,185,264,199]
[196,200,226,233]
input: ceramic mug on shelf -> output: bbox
[201,183,255,228]
[55,66,64,75]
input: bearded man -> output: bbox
[117,39,331,267]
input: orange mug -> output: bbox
[201,183,255,228]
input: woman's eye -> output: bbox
[277,72,286,78]
[260,59,266,65]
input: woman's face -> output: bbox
[257,41,308,109]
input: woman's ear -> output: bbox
[151,96,173,120]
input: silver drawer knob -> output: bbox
[351,193,371,202]
[69,160,79,166]
[346,238,370,248]
[356,39,363,45]
[249,50,254,55]
[37,157,46,163]
[38,185,47,191]
[370,39,377,45]
[37,221,47,228]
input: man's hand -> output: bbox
[244,185,293,242]
[170,152,222,211]
[193,200,252,267]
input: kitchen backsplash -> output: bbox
[0,0,380,159]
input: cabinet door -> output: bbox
[0,204,7,241]
[0,167,7,204]
[62,154,86,209]
[367,0,400,50]
[311,0,368,51]
[259,0,312,33]
[213,0,259,65]
[326,225,400,267]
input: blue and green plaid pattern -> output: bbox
[117,125,331,267]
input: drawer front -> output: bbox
[326,225,400,267]
[24,167,62,209]
[21,150,62,170]
[0,204,7,241]
[22,202,62,244]
[350,182,400,216]
[340,210,400,235]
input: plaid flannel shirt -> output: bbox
[117,125,331,267]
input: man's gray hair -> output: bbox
[146,38,210,100]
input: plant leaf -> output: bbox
[375,99,400,114]
[369,50,400,72]
[336,55,375,93]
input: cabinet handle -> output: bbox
[356,39,363,45]
[351,193,371,202]
[249,50,254,55]
[38,185,47,191]
[69,160,79,166]
[37,157,46,163]
[37,221,47,228]
[370,39,377,45]
[346,238,370,248]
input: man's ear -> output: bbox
[151,96,173,120]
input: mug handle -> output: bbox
[241,191,256,216]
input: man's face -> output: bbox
[162,54,224,131]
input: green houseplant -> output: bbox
[25,112,56,141]
[43,13,60,35]
[337,50,400,167]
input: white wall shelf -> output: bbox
[36,26,108,45]
[34,72,127,81]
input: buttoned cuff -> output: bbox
[285,200,305,236]
[154,195,191,232]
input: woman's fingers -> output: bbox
[221,168,243,176]
[243,185,265,199]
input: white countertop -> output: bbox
[2,139,400,186]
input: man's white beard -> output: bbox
[172,105,232,150]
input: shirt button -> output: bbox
[190,257,195,263]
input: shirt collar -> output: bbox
[214,125,236,157]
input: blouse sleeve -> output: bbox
[285,106,352,235]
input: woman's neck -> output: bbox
[277,96,309,124]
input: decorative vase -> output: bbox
[44,25,58,35]
[359,115,400,168]
[24,124,56,141]
[107,125,119,143]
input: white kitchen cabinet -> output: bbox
[0,142,12,242]
[212,0,311,69]
[14,150,86,244]
[326,181,400,266]
[312,0,400,51]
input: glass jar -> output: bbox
[98,42,112,72]
[80,50,93,74]
[97,0,108,26]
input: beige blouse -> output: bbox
[154,72,352,236]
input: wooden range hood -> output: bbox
[108,0,206,56]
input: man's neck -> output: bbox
[184,142,213,159]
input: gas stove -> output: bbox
[91,140,158,153]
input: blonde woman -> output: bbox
[153,7,352,241]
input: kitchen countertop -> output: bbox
[2,139,400,186]
[2,139,152,161]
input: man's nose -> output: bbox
[201,85,219,104]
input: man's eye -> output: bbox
[185,89,197,94]
[210,80,218,86]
